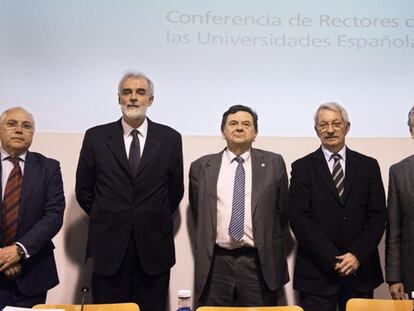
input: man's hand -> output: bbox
[389,283,407,300]
[3,262,22,280]
[0,245,21,272]
[335,252,360,277]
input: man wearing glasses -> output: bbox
[0,107,65,308]
[288,102,386,311]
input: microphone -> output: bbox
[80,258,94,311]
[80,287,89,311]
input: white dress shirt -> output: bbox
[122,117,148,158]
[1,147,29,257]
[321,145,346,175]
[216,148,254,249]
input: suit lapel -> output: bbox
[342,148,357,204]
[135,119,161,178]
[251,149,265,216]
[204,152,223,232]
[20,151,37,219]
[106,120,131,176]
[313,148,341,203]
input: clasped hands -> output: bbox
[0,245,22,280]
[334,252,360,277]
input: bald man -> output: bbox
[0,107,65,308]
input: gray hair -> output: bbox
[314,102,350,127]
[117,71,154,97]
[0,106,35,130]
[407,105,414,134]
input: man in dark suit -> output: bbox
[289,102,386,311]
[0,107,65,308]
[76,72,184,311]
[386,104,414,300]
[189,105,289,307]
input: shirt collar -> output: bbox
[121,117,148,138]
[321,144,346,162]
[224,148,251,164]
[0,147,27,162]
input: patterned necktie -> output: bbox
[2,157,22,245]
[229,156,245,241]
[129,129,141,175]
[331,153,344,201]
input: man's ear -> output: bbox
[345,122,351,135]
[148,96,154,106]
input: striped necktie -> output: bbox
[331,153,344,201]
[229,156,245,241]
[2,157,22,245]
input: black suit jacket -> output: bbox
[289,147,386,295]
[0,151,65,296]
[75,118,184,276]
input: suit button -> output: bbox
[343,217,347,220]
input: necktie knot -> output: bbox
[7,157,20,167]
[234,156,244,164]
[131,129,139,138]
[331,153,341,162]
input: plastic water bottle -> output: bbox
[177,289,192,311]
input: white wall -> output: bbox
[30,133,413,308]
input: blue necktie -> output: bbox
[229,156,245,241]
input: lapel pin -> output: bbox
[261,163,266,167]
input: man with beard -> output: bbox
[76,72,184,311]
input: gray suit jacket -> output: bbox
[189,148,289,302]
[386,154,414,293]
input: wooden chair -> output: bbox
[197,306,303,311]
[33,303,139,311]
[346,298,413,311]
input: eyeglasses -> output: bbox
[2,120,34,132]
[317,121,345,131]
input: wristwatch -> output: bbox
[15,244,26,259]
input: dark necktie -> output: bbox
[2,157,22,245]
[129,129,141,175]
[331,153,344,201]
[229,156,245,241]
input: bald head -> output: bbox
[0,107,35,156]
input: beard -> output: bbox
[121,103,145,120]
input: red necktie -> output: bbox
[2,157,22,245]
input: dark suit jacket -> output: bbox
[0,151,65,296]
[289,147,386,295]
[75,118,184,276]
[189,148,289,302]
[386,154,414,293]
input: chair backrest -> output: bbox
[346,298,413,311]
[197,306,303,311]
[33,303,139,311]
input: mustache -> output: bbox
[126,103,140,108]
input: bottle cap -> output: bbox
[178,289,191,298]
